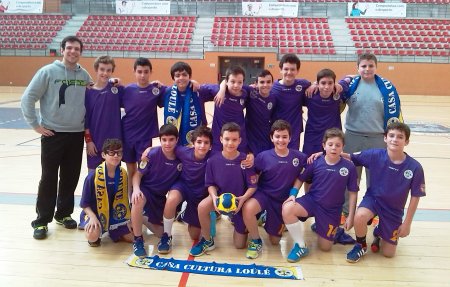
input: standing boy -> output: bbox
[345,122,425,263]
[189,123,257,257]
[242,120,307,259]
[79,139,132,247]
[130,124,182,258]
[21,36,91,239]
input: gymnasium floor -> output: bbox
[1,87,449,286]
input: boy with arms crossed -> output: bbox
[242,120,307,259]
[130,125,182,257]
[189,123,258,257]
[282,128,358,262]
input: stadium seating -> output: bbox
[347,17,450,56]
[211,16,335,54]
[0,14,70,49]
[77,15,196,53]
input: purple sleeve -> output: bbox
[174,146,190,158]
[298,162,314,182]
[157,85,169,108]
[199,84,220,102]
[204,159,216,188]
[244,167,258,188]
[80,172,95,209]
[254,153,264,173]
[411,164,426,198]
[84,90,90,129]
[347,163,359,192]
[350,150,371,167]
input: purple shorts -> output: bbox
[296,194,341,242]
[253,192,284,237]
[85,217,131,242]
[230,210,247,235]
[142,191,166,226]
[302,142,323,158]
[123,139,151,163]
[359,195,402,245]
[172,180,208,228]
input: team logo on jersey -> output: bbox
[339,167,349,176]
[420,184,426,193]
[152,87,160,95]
[166,116,177,126]
[177,163,183,171]
[267,102,273,110]
[404,169,413,179]
[240,162,246,169]
[111,86,118,94]
[387,117,400,125]
[333,93,340,101]
[240,99,245,106]
[250,90,258,99]
[295,85,302,92]
[114,203,127,220]
[139,160,147,169]
[292,158,299,167]
[250,175,257,184]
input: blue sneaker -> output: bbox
[246,238,263,259]
[133,237,147,258]
[287,243,309,262]
[158,232,172,254]
[346,243,367,263]
[190,237,215,257]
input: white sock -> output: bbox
[285,221,306,248]
[163,217,175,237]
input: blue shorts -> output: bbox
[296,194,341,242]
[123,139,151,163]
[253,192,284,237]
[171,180,208,228]
[359,195,402,245]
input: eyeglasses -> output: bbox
[106,150,123,157]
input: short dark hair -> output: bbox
[94,55,116,72]
[257,69,273,82]
[357,53,378,66]
[317,68,336,83]
[322,128,345,145]
[191,125,213,144]
[61,35,83,53]
[385,122,410,141]
[225,66,245,82]
[279,53,301,70]
[270,120,291,138]
[134,57,152,71]
[221,122,241,136]
[170,61,192,80]
[102,138,123,153]
[159,124,179,139]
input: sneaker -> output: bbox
[189,237,215,257]
[287,243,309,262]
[88,238,101,247]
[257,210,267,227]
[33,225,48,239]
[346,243,367,263]
[55,216,77,229]
[158,232,172,254]
[133,237,147,258]
[371,236,381,253]
[246,239,263,259]
[368,215,379,226]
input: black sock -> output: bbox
[356,236,367,248]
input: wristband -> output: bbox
[289,187,299,197]
[84,132,92,143]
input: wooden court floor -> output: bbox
[1,87,449,286]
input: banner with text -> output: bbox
[348,2,407,17]
[116,0,170,15]
[0,0,43,13]
[242,2,298,17]
[126,255,304,280]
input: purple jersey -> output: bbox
[245,87,276,155]
[199,84,249,152]
[121,83,166,144]
[138,147,181,197]
[299,155,359,210]
[205,152,257,197]
[85,83,123,168]
[303,86,344,156]
[80,170,117,211]
[351,149,426,214]
[255,149,307,202]
[271,79,311,149]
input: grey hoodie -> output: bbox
[21,60,91,132]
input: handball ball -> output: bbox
[216,193,238,215]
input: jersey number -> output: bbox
[326,224,338,238]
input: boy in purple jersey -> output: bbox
[282,128,359,262]
[190,123,258,257]
[242,120,307,259]
[121,57,167,195]
[79,139,133,247]
[130,125,182,258]
[303,69,348,157]
[157,126,213,254]
[345,122,425,263]
[271,54,311,150]
[84,56,123,171]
